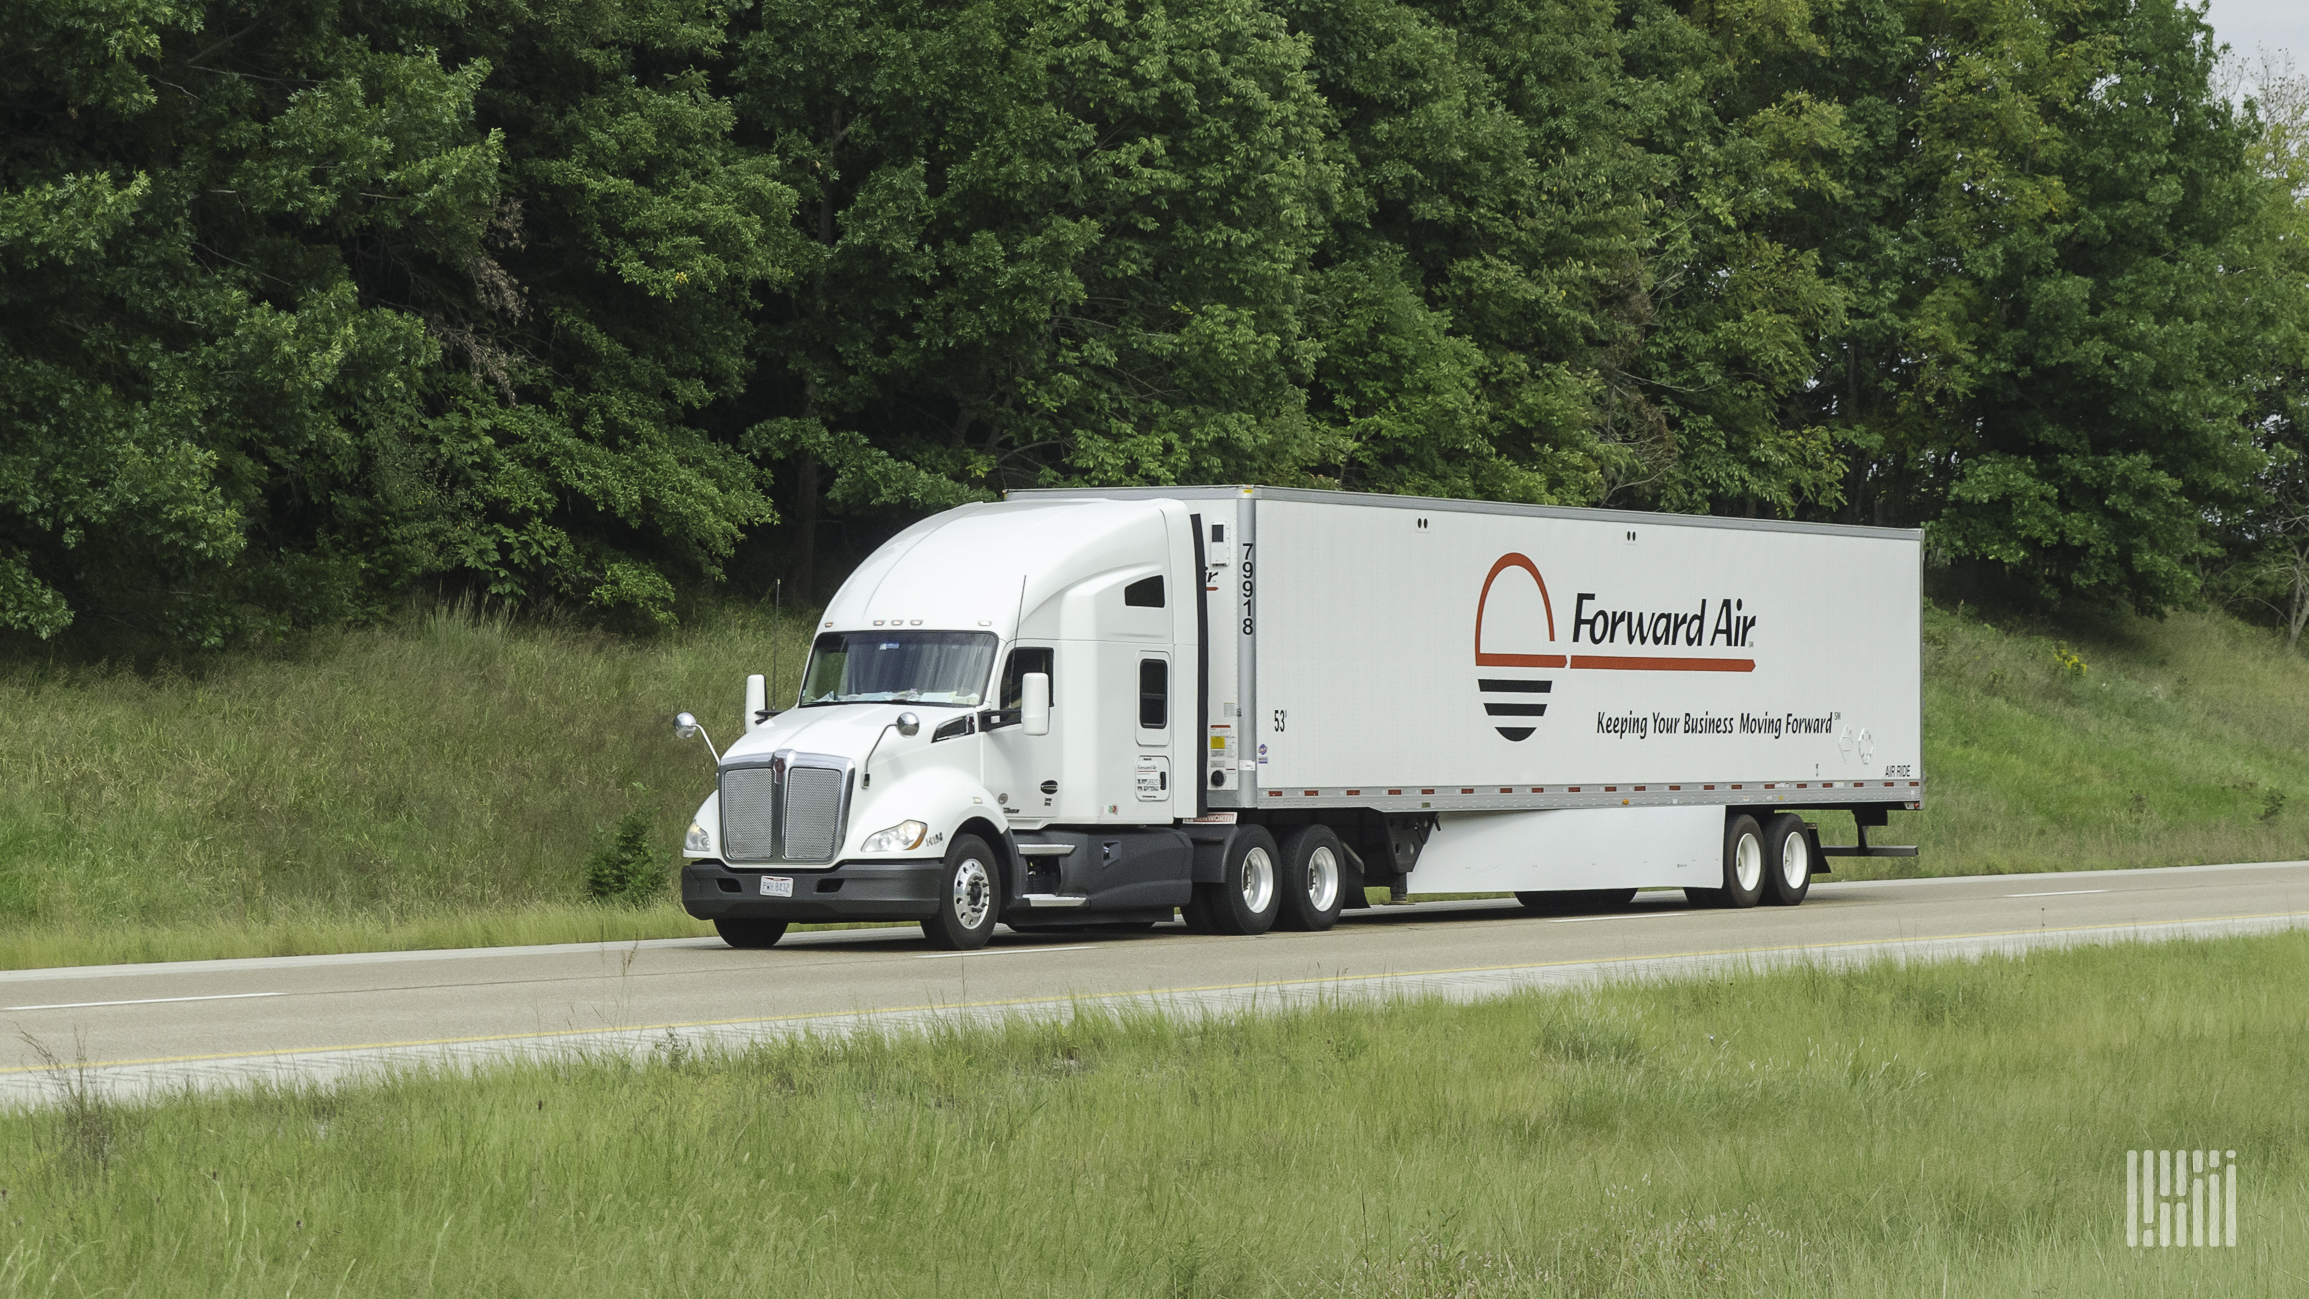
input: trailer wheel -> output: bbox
[1274,826,1345,931]
[1688,814,1765,909]
[1189,825,1281,936]
[714,918,788,949]
[1761,813,1812,906]
[923,834,1001,950]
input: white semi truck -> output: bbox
[676,486,1923,949]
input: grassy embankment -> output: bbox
[5,599,2309,969]
[4,931,2302,1295]
[0,603,812,970]
[1869,601,2309,874]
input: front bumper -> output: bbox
[680,858,944,922]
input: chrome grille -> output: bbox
[782,766,846,861]
[720,766,780,861]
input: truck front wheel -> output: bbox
[1274,826,1345,932]
[923,835,1001,950]
[715,918,788,949]
[1186,826,1281,936]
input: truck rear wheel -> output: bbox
[1688,814,1765,909]
[923,834,1001,950]
[1274,826,1345,931]
[1187,825,1280,936]
[714,918,787,949]
[1762,813,1812,906]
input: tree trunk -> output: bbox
[2287,546,2309,653]
[794,455,820,604]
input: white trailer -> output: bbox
[676,487,1923,948]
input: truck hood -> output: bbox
[717,702,962,766]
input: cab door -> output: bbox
[982,643,1061,819]
[1132,649,1173,817]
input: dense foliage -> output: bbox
[4,0,2305,643]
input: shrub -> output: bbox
[584,814,666,906]
[2052,642,2089,678]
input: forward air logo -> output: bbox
[1473,554,1558,741]
[1474,551,1764,743]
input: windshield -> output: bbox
[799,631,998,707]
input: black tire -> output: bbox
[1274,826,1346,932]
[922,834,1001,950]
[1761,813,1813,906]
[1180,890,1217,934]
[1693,813,1766,909]
[714,918,788,949]
[1514,888,1637,914]
[1187,825,1281,936]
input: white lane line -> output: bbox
[1548,911,1697,924]
[914,945,1097,960]
[2005,889,2109,898]
[6,991,284,1012]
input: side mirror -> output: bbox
[674,711,720,764]
[862,711,921,789]
[1022,672,1050,737]
[744,674,766,733]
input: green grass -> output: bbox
[0,602,816,968]
[1821,601,2309,878]
[7,597,2309,970]
[4,931,2302,1296]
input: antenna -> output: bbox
[771,578,783,713]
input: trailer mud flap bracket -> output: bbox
[1820,822,1917,858]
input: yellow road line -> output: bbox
[7,908,2304,1076]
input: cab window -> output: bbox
[1138,658,1167,729]
[999,646,1055,712]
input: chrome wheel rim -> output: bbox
[1780,832,1808,891]
[1305,846,1339,912]
[1734,832,1763,893]
[951,856,993,931]
[1240,846,1275,914]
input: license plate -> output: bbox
[759,875,793,898]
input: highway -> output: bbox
[4,860,2305,1107]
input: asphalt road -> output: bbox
[4,860,2306,1106]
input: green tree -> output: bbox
[726,0,1344,590]
[0,0,803,645]
[1778,0,2285,611]
[1282,0,1858,515]
[2205,53,2309,645]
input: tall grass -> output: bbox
[3,931,2300,1296]
[0,602,811,963]
[1825,601,2309,877]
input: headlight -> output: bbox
[862,820,930,853]
[685,820,712,852]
